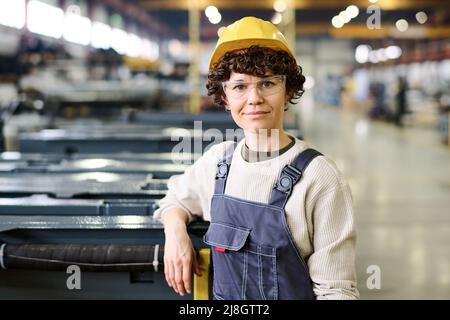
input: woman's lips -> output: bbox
[244,111,270,115]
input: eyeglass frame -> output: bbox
[221,75,287,99]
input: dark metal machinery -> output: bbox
[0,156,210,300]
[0,215,209,299]
[0,190,211,299]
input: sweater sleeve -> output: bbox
[306,160,360,300]
[153,142,232,224]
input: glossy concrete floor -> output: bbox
[298,103,450,299]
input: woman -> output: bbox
[155,16,359,300]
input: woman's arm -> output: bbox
[161,207,201,296]
[154,142,235,296]
[307,181,360,299]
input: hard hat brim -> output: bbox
[208,39,296,69]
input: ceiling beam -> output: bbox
[326,24,450,40]
[100,0,169,34]
[139,0,446,10]
[197,23,450,39]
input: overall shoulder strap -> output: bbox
[268,148,323,208]
[214,142,238,195]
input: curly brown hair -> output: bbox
[206,45,305,106]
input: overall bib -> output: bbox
[204,143,322,300]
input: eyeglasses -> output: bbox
[222,75,286,99]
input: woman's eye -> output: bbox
[232,84,247,91]
[261,81,275,88]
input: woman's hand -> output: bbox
[162,208,202,296]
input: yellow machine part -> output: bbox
[124,56,160,72]
[194,248,211,300]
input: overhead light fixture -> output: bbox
[271,12,282,25]
[355,45,371,63]
[126,33,143,58]
[205,6,218,19]
[91,22,112,49]
[356,44,402,64]
[416,12,428,24]
[385,46,402,59]
[273,0,287,13]
[332,16,344,28]
[395,19,408,32]
[368,51,379,63]
[338,11,351,24]
[345,5,359,19]
[64,12,92,46]
[27,0,64,39]
[375,48,387,62]
[209,12,221,24]
[142,39,159,60]
[0,0,26,29]
[332,5,359,28]
[111,28,128,54]
[206,5,221,24]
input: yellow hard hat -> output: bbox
[209,16,296,69]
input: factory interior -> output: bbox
[0,0,449,300]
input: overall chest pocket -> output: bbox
[204,222,278,300]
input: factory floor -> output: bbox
[298,103,450,299]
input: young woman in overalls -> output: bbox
[155,17,359,300]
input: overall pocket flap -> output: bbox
[203,223,250,251]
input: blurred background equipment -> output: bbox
[0,0,449,300]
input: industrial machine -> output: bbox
[0,166,210,299]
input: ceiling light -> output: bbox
[376,48,387,62]
[205,6,218,19]
[271,12,282,25]
[416,12,428,24]
[273,0,287,13]
[395,19,408,32]
[332,16,344,28]
[209,12,221,24]
[368,51,379,63]
[385,45,402,59]
[346,5,359,19]
[339,11,351,23]
[355,45,371,63]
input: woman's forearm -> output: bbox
[160,207,190,233]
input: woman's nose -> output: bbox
[246,85,264,105]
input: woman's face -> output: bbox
[222,72,288,133]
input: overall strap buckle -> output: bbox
[213,142,237,195]
[215,142,237,180]
[275,164,302,194]
[216,160,229,179]
[270,148,323,208]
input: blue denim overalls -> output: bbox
[204,143,322,300]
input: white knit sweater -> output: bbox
[154,137,359,299]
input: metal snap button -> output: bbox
[218,163,228,176]
[280,176,292,188]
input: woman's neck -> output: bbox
[244,129,292,152]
